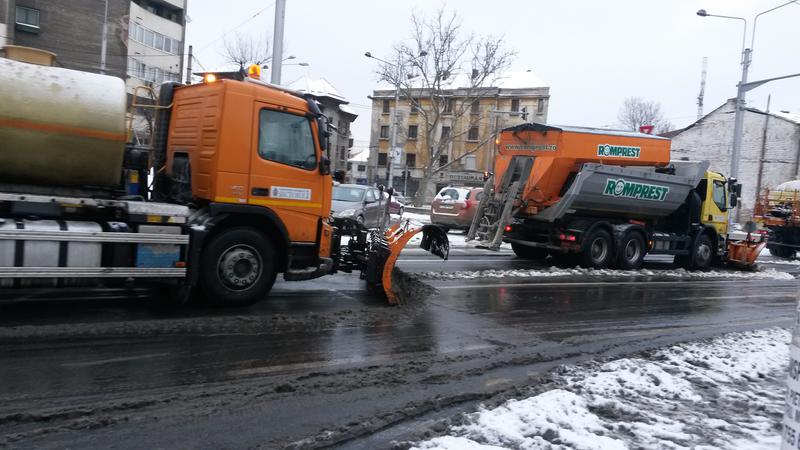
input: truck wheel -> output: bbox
[511,243,548,260]
[682,233,713,271]
[200,227,277,306]
[580,229,613,269]
[617,231,646,270]
[768,245,795,259]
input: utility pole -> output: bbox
[185,45,193,84]
[697,57,708,120]
[100,0,109,74]
[270,0,286,85]
[386,62,401,188]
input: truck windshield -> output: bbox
[333,186,365,202]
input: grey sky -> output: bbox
[185,0,800,154]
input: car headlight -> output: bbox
[334,208,358,218]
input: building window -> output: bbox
[407,125,418,140]
[464,155,477,171]
[406,153,417,167]
[379,125,389,140]
[347,162,352,171]
[378,153,388,166]
[357,164,366,172]
[15,6,40,28]
[511,99,520,112]
[127,57,180,83]
[130,22,181,55]
[471,100,480,115]
[468,126,479,141]
[382,100,390,114]
[410,98,420,115]
[441,126,451,141]
[439,154,449,167]
[257,109,316,170]
[443,98,454,114]
[537,98,545,114]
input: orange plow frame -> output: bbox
[379,221,449,305]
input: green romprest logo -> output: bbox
[603,178,670,201]
[597,144,641,158]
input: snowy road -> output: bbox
[0,247,798,448]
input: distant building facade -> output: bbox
[0,0,187,144]
[1,0,130,78]
[667,99,800,221]
[288,76,357,173]
[367,71,550,199]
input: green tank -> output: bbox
[0,57,127,187]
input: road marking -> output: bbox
[438,280,799,289]
[62,352,171,367]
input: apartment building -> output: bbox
[367,70,550,199]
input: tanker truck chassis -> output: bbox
[0,57,449,305]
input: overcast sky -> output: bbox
[184,0,800,154]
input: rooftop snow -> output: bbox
[773,110,800,125]
[374,70,548,92]
[287,75,347,102]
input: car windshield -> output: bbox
[332,186,365,202]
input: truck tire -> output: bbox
[511,243,548,260]
[617,231,646,270]
[681,233,713,271]
[200,227,277,306]
[579,229,614,269]
[768,245,795,259]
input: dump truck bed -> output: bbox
[534,161,709,222]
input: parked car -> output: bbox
[331,184,403,228]
[430,186,484,229]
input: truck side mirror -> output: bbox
[730,192,738,208]
[319,155,331,175]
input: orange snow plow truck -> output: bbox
[0,57,448,306]
[467,123,763,269]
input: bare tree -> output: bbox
[221,33,271,70]
[617,97,673,134]
[375,8,515,206]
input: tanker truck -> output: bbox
[467,123,763,270]
[0,57,448,305]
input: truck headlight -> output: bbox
[334,208,358,218]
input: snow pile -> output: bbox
[420,266,796,281]
[413,328,790,450]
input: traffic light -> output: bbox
[520,106,529,121]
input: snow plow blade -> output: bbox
[727,239,766,268]
[367,223,449,305]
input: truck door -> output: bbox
[249,103,325,243]
[703,177,729,236]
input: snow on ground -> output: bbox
[413,328,790,450]
[418,266,795,281]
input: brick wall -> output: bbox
[12,0,129,79]
[671,99,800,221]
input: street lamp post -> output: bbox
[697,1,798,222]
[365,50,427,188]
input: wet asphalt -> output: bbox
[0,247,798,449]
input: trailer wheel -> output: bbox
[200,227,277,306]
[768,245,795,259]
[682,233,713,271]
[511,243,548,260]
[580,229,614,269]
[617,231,646,270]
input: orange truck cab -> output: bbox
[162,77,334,272]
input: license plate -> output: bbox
[439,205,454,209]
